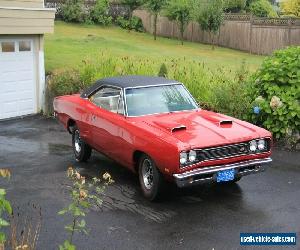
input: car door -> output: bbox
[89,86,130,160]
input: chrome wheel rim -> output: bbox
[74,130,82,154]
[142,159,154,190]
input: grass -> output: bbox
[45,21,265,72]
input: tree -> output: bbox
[196,0,223,50]
[145,0,167,40]
[90,0,112,25]
[121,0,145,22]
[249,0,278,17]
[165,0,192,45]
[281,0,300,17]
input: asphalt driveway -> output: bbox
[0,115,299,250]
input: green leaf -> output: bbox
[0,218,9,227]
[0,232,6,244]
[58,209,68,215]
[60,240,76,250]
[3,200,12,215]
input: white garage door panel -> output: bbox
[0,38,36,120]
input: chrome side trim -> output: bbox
[173,157,272,188]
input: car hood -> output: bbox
[137,110,270,149]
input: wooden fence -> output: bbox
[134,10,300,55]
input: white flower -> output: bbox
[255,96,265,103]
[270,96,283,110]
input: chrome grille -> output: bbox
[196,142,250,162]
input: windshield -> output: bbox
[125,84,198,116]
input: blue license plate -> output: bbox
[217,169,235,182]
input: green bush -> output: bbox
[48,69,83,97]
[248,46,300,143]
[249,0,278,17]
[61,0,89,23]
[116,16,144,32]
[89,0,112,25]
[223,0,246,13]
[130,16,144,32]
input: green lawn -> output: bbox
[45,21,265,72]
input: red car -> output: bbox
[54,76,272,200]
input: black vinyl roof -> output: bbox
[81,75,179,98]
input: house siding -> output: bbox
[0,7,55,34]
[0,0,44,8]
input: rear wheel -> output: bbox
[72,126,92,162]
[138,154,165,201]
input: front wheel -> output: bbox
[138,154,165,201]
[72,126,92,162]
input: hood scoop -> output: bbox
[219,120,233,127]
[171,125,187,133]
[152,121,187,133]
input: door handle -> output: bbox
[91,115,96,121]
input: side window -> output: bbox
[90,87,124,115]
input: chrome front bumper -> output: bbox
[173,157,272,188]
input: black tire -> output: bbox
[72,125,92,162]
[138,154,165,201]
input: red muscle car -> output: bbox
[54,76,272,200]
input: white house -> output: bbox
[0,0,55,120]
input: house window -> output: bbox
[1,42,15,52]
[19,41,31,52]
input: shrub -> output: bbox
[0,169,12,246]
[247,46,300,144]
[158,63,168,77]
[116,16,144,31]
[223,0,246,13]
[89,0,112,25]
[48,69,83,97]
[61,0,89,23]
[281,0,300,17]
[249,0,278,17]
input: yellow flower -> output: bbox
[79,189,87,199]
[0,168,11,178]
[67,166,74,177]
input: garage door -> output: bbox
[0,39,36,120]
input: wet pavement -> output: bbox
[0,115,299,250]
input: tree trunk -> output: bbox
[153,13,158,40]
[180,22,184,45]
[210,32,215,50]
[128,10,132,33]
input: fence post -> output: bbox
[249,14,253,54]
[191,22,194,42]
[288,17,292,46]
[172,21,174,39]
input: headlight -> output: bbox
[189,150,197,162]
[249,140,257,152]
[257,139,265,150]
[180,152,188,165]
